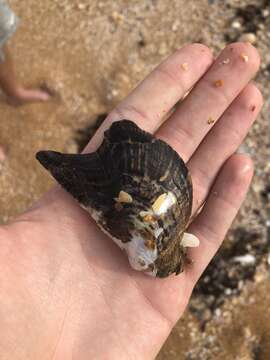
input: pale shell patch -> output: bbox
[115,190,133,203]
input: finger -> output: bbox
[185,154,253,284]
[189,83,263,214]
[85,44,213,152]
[157,42,260,162]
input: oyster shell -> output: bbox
[36,120,198,278]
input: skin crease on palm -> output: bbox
[0,42,263,360]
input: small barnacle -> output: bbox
[181,233,200,248]
[36,120,195,278]
[152,193,168,213]
[152,192,176,215]
[207,117,216,125]
[240,53,249,62]
[115,190,133,203]
[214,79,224,87]
[181,62,188,71]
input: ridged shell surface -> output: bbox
[36,120,193,277]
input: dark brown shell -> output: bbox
[36,120,193,278]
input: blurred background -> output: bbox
[0,0,269,358]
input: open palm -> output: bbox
[0,43,262,360]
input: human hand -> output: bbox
[0,43,262,360]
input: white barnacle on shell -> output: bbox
[181,233,200,248]
[115,190,133,203]
[152,192,176,216]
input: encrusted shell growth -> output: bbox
[36,120,198,278]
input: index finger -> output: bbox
[85,44,213,152]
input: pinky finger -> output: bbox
[185,154,254,285]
